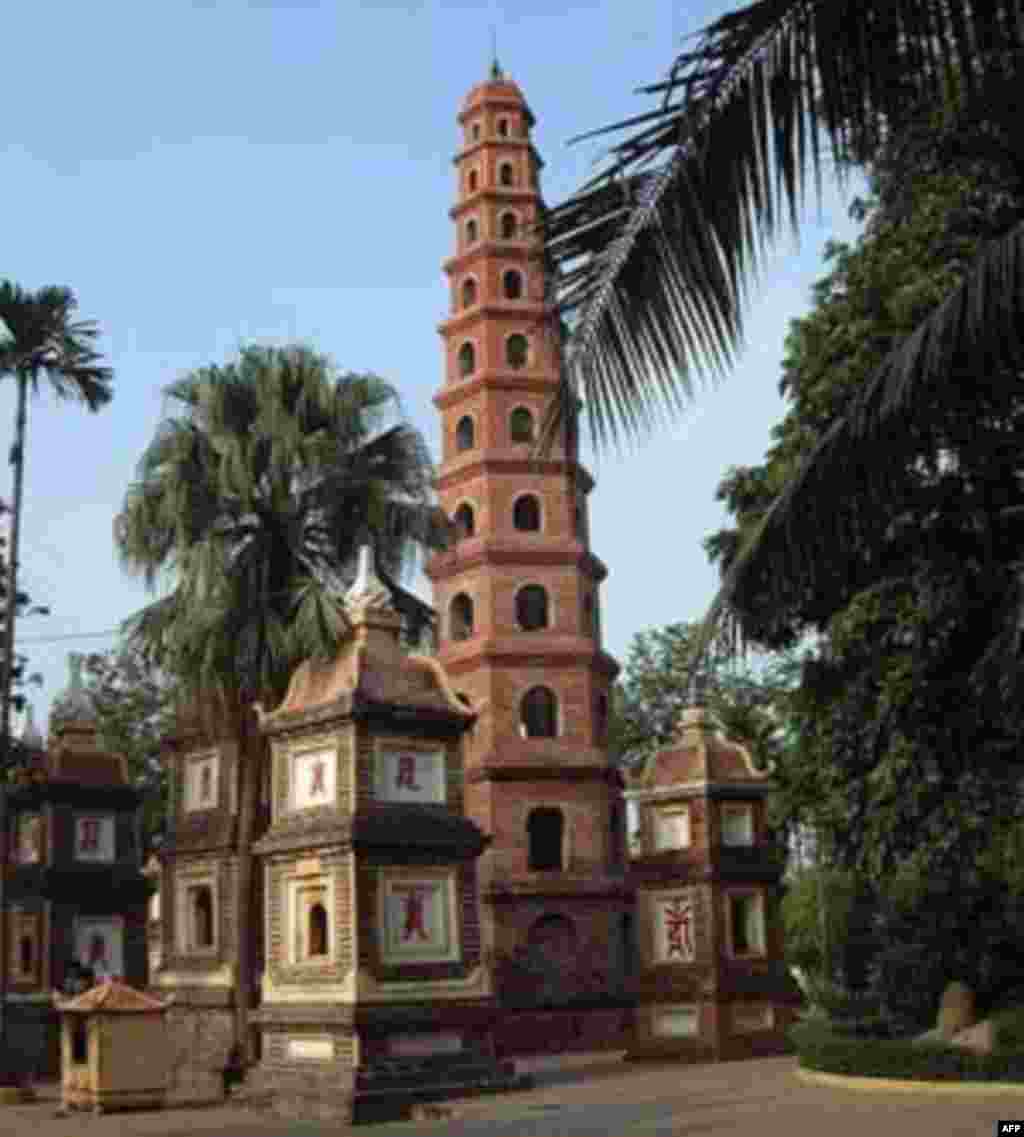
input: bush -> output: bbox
[789,1021,1024,1082]
[993,1007,1024,1052]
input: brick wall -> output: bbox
[163,1004,236,1104]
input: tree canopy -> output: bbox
[115,344,446,716]
[543,1,1024,459]
[702,85,1024,1025]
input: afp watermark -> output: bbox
[997,1123,1024,1134]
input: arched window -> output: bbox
[454,502,475,541]
[72,1018,88,1064]
[461,277,477,308]
[506,333,528,369]
[465,217,478,244]
[308,902,327,957]
[467,169,478,193]
[192,885,213,948]
[527,808,564,870]
[455,415,475,452]
[499,162,515,187]
[500,212,518,240]
[457,342,475,378]
[509,406,534,443]
[520,686,557,738]
[497,117,509,137]
[513,494,541,532]
[503,269,523,300]
[596,693,609,739]
[450,593,474,641]
[620,912,634,976]
[19,936,33,976]
[471,122,481,141]
[516,584,549,631]
[582,593,594,634]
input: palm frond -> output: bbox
[693,217,1024,665]
[544,0,1024,451]
[116,344,440,708]
[0,280,113,408]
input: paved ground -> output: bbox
[1,1053,1019,1137]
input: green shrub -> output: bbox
[789,1022,1024,1082]
[993,1007,1024,1052]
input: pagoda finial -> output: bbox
[489,26,502,79]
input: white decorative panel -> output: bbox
[652,889,696,964]
[731,1003,774,1033]
[287,1037,334,1061]
[721,804,754,846]
[379,874,458,964]
[74,814,115,863]
[185,752,219,812]
[15,813,42,864]
[291,747,336,810]
[375,749,446,804]
[653,805,690,851]
[73,917,124,980]
[389,1032,463,1057]
[653,1005,699,1038]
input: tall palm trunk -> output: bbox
[0,369,29,1073]
[1,369,29,746]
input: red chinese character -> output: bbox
[664,897,694,960]
[395,754,420,792]
[79,819,100,853]
[400,888,430,942]
[310,759,326,797]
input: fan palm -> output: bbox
[542,0,1024,660]
[114,343,447,1058]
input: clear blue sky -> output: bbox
[4,0,866,731]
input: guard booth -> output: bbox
[52,980,174,1114]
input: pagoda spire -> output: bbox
[489,26,502,79]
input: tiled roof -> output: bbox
[47,749,129,787]
[55,979,171,1013]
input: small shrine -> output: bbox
[3,656,152,1077]
[622,701,800,1062]
[247,544,523,1123]
[52,979,173,1114]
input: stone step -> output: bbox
[353,1072,527,1103]
[355,1061,515,1092]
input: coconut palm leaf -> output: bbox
[691,217,1024,665]
[543,0,1024,452]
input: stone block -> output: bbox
[935,981,976,1039]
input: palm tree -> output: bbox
[540,1,1024,654]
[114,343,448,1060]
[0,283,113,746]
[0,283,112,1087]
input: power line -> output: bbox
[17,628,121,645]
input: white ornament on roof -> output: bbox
[20,704,42,748]
[344,543,394,615]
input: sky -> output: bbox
[3,0,867,733]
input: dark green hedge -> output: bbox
[790,1022,1024,1082]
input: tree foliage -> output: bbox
[540,1,1024,461]
[704,83,1024,1025]
[115,344,445,714]
[608,620,801,775]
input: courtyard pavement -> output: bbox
[1,1052,1020,1137]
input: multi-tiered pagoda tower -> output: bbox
[426,64,633,1050]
